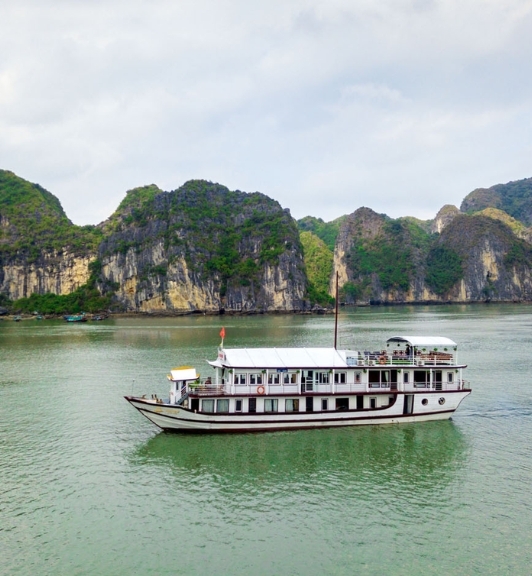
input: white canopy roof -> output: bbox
[209,348,359,369]
[386,336,456,347]
[169,367,199,381]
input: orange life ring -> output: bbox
[257,385,265,395]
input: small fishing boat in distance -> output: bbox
[63,313,87,323]
[125,332,471,433]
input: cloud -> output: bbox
[1,0,531,225]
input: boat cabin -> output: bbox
[166,336,466,414]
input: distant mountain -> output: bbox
[460,177,532,226]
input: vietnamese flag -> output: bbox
[220,327,226,339]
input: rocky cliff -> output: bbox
[0,173,308,312]
[333,207,532,303]
[4,168,532,312]
[95,180,307,313]
[0,170,99,300]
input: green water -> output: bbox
[1,305,532,575]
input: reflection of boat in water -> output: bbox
[126,334,471,433]
[131,421,468,491]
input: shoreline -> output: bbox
[2,299,531,322]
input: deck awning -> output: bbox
[208,347,356,369]
[169,366,199,381]
[386,336,457,347]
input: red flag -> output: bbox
[220,327,226,339]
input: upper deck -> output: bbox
[208,336,461,370]
[169,335,469,398]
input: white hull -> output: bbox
[126,391,471,433]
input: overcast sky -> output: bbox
[1,0,531,226]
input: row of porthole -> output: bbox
[421,398,446,406]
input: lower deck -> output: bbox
[127,389,472,432]
[185,388,467,416]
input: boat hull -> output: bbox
[125,390,471,433]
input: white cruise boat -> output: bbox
[125,335,471,433]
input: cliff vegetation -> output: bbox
[299,231,334,306]
[0,170,102,261]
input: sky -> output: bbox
[1,0,532,226]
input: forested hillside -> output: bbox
[2,170,532,315]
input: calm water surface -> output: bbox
[1,305,532,575]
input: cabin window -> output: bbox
[235,374,247,385]
[335,398,349,411]
[202,399,214,413]
[283,372,297,384]
[302,370,314,384]
[381,371,389,387]
[268,373,281,385]
[334,372,346,384]
[235,399,242,412]
[317,372,330,384]
[285,399,299,412]
[264,399,278,412]
[368,371,389,388]
[403,372,409,383]
[216,399,229,413]
[370,397,377,409]
[414,370,429,388]
[248,398,256,413]
[321,398,328,410]
[355,371,361,383]
[448,372,453,383]
[250,373,262,385]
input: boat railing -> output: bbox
[188,381,226,396]
[186,378,469,397]
[360,352,455,366]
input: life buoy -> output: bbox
[257,385,265,395]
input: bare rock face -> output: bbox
[436,214,532,302]
[0,251,95,301]
[431,205,460,234]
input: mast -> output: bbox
[334,271,339,349]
